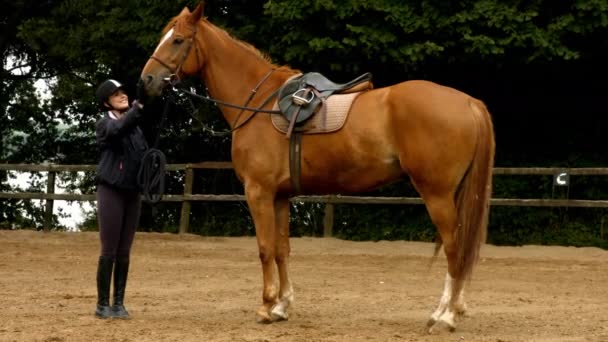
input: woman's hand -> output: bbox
[131,100,144,110]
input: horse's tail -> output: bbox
[451,98,495,299]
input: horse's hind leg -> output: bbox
[428,273,467,332]
[245,184,280,323]
[422,194,463,332]
[270,196,294,321]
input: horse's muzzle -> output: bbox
[140,74,165,97]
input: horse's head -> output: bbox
[140,3,205,97]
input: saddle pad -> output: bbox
[271,92,361,135]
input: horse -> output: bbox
[140,2,495,332]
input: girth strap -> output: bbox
[289,132,302,195]
[285,106,302,140]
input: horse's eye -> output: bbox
[173,37,184,45]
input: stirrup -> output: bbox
[292,88,315,106]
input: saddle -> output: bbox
[277,72,373,138]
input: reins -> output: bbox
[136,67,281,202]
[137,95,171,204]
[175,87,281,134]
[167,69,282,137]
[140,19,285,192]
[148,20,282,137]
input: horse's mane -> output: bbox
[214,23,296,73]
[201,19,283,69]
[161,13,293,73]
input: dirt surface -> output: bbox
[1,230,607,342]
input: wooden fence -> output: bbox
[1,163,608,235]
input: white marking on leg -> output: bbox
[430,273,452,322]
[271,284,293,321]
[439,305,456,330]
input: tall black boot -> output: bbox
[95,256,114,319]
[111,256,130,319]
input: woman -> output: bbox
[93,79,147,319]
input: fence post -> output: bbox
[179,167,194,234]
[323,202,334,237]
[44,171,56,232]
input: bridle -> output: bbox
[146,21,282,136]
[148,23,200,86]
[139,21,283,202]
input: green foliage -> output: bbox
[488,173,608,248]
[1,0,608,248]
[263,0,608,78]
[332,205,436,242]
[188,202,254,236]
[488,206,608,248]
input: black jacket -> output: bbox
[95,107,148,191]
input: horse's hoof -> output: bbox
[441,318,457,332]
[255,308,273,324]
[270,306,289,322]
[426,318,456,333]
[271,313,288,322]
[256,315,273,324]
[454,304,467,316]
[426,318,438,334]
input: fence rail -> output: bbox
[2,163,607,234]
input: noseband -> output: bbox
[148,24,200,85]
[146,22,283,136]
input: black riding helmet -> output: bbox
[96,79,125,109]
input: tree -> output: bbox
[2,1,608,246]
[262,1,608,78]
[1,0,64,228]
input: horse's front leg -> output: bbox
[245,184,280,323]
[270,196,293,321]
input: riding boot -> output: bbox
[111,256,130,319]
[95,256,114,319]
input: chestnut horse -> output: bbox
[140,3,495,332]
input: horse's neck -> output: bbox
[198,22,283,128]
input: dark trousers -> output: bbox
[96,183,141,258]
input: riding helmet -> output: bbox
[96,79,125,107]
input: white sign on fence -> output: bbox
[554,171,570,186]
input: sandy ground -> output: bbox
[0,230,607,342]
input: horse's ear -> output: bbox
[189,1,205,24]
[179,7,191,16]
